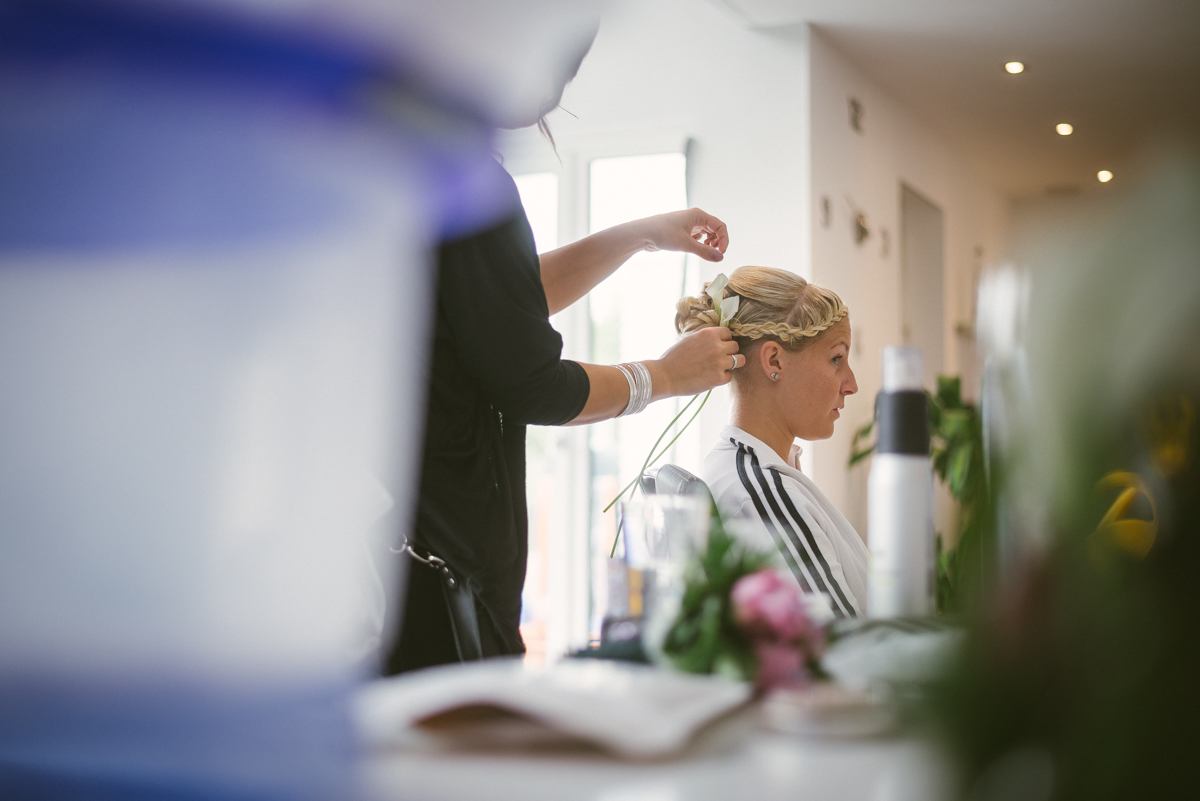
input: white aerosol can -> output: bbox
[867,347,935,617]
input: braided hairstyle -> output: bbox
[674,265,848,351]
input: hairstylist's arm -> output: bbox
[566,326,742,425]
[540,208,729,316]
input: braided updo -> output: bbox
[674,265,848,351]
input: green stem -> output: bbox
[602,392,700,516]
[607,389,712,557]
[634,392,702,488]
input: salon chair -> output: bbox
[639,464,715,507]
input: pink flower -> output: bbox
[753,641,809,691]
[731,569,811,643]
[731,568,826,692]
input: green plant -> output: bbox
[848,376,990,613]
[661,507,771,680]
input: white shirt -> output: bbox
[701,425,868,618]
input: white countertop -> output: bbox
[361,707,949,801]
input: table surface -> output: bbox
[361,707,949,801]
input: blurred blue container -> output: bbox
[0,2,517,797]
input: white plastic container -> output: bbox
[0,3,603,794]
[0,10,471,798]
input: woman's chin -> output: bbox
[797,424,837,441]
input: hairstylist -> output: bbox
[384,201,740,673]
[383,57,740,676]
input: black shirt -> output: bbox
[392,206,589,666]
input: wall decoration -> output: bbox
[849,97,865,133]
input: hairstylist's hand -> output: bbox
[637,208,729,262]
[648,326,742,398]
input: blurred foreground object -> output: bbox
[356,658,750,759]
[660,516,833,692]
[0,0,599,797]
[933,152,1200,800]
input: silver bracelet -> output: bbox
[615,364,638,417]
[616,362,652,417]
[630,361,652,414]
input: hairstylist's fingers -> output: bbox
[681,235,724,262]
[641,208,728,260]
[689,210,729,255]
[656,326,741,395]
[686,225,728,262]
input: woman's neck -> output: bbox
[730,395,795,465]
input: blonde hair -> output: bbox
[674,266,848,350]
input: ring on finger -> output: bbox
[730,354,739,371]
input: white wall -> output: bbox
[806,28,1010,539]
[500,0,812,462]
[501,4,1013,549]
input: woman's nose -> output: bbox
[844,367,858,396]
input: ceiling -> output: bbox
[718,0,1200,198]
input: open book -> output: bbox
[355,658,752,759]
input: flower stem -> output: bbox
[607,389,712,557]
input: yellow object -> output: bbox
[1147,395,1193,477]
[1094,471,1157,558]
[628,568,644,618]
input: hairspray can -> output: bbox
[868,347,935,617]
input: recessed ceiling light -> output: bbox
[1004,61,1025,74]
[1098,170,1113,183]
[1056,123,1074,136]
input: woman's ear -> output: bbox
[758,341,785,381]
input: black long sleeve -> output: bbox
[385,203,589,673]
[436,212,589,426]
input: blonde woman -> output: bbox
[677,266,867,618]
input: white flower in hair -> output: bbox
[720,295,740,327]
[706,273,739,327]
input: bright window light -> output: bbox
[1056,123,1074,136]
[513,172,559,252]
[587,151,692,641]
[1004,61,1025,74]
[1098,170,1114,183]
[513,170,562,666]
[515,154,695,661]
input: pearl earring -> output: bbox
[770,372,779,380]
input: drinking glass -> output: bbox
[616,495,709,662]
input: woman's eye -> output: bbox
[832,355,842,365]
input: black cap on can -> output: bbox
[876,390,929,456]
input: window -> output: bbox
[508,139,699,662]
[585,153,700,643]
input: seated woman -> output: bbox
[676,266,867,618]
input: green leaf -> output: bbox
[662,526,772,678]
[936,375,962,409]
[940,409,972,440]
[948,441,973,498]
[848,419,877,466]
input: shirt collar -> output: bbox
[718,425,804,473]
